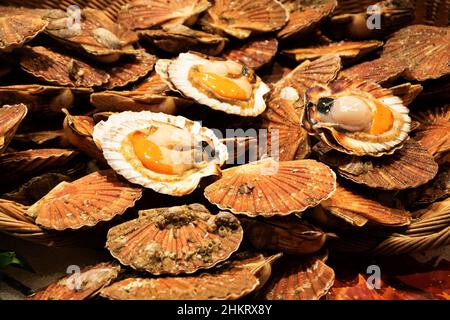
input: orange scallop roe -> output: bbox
[129,131,175,175]
[370,101,394,134]
[192,71,248,101]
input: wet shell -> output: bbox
[139,25,227,56]
[0,15,48,52]
[106,204,243,275]
[258,256,335,300]
[19,46,110,88]
[277,0,337,40]
[93,111,228,196]
[241,216,327,255]
[303,79,411,157]
[320,182,411,227]
[222,37,278,70]
[29,262,121,300]
[316,139,439,190]
[204,158,337,217]
[100,267,258,300]
[0,104,27,155]
[118,0,211,30]
[283,40,383,62]
[27,170,142,231]
[166,52,270,116]
[200,0,289,39]
[382,25,450,81]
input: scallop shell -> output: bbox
[222,37,278,70]
[13,130,65,148]
[389,83,423,106]
[29,262,121,300]
[133,72,172,94]
[303,79,411,157]
[382,25,450,81]
[0,104,27,155]
[166,52,270,116]
[93,111,227,196]
[258,256,335,300]
[204,158,337,217]
[412,0,449,26]
[241,216,327,255]
[320,182,411,227]
[0,15,48,52]
[316,139,439,190]
[283,40,383,62]
[118,0,211,30]
[200,0,289,39]
[106,204,243,275]
[19,46,110,88]
[277,0,337,40]
[139,25,227,56]
[261,62,292,84]
[406,165,450,207]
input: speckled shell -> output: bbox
[204,158,337,217]
[320,183,411,227]
[200,0,289,39]
[27,170,142,231]
[316,139,439,190]
[106,204,243,275]
[29,263,121,300]
[0,104,27,155]
[166,52,270,116]
[0,15,48,52]
[303,79,411,157]
[382,25,450,81]
[93,111,228,196]
[20,46,110,88]
[118,0,211,30]
[222,37,278,70]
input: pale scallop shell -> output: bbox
[0,104,27,155]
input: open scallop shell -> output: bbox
[204,158,337,217]
[0,104,27,155]
[106,204,243,275]
[200,0,289,39]
[29,262,121,300]
[382,25,450,81]
[320,182,411,227]
[0,15,48,52]
[315,139,439,190]
[27,170,142,231]
[20,46,110,88]
[118,0,211,30]
[166,52,270,116]
[303,79,411,157]
[222,37,278,70]
[93,111,227,196]
[389,83,423,106]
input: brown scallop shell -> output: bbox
[26,170,142,231]
[382,25,450,81]
[29,262,121,300]
[0,15,48,52]
[0,104,27,155]
[139,25,227,56]
[389,83,423,106]
[316,139,439,190]
[261,62,292,84]
[204,158,337,217]
[118,0,211,30]
[200,0,289,39]
[412,0,449,26]
[106,204,243,275]
[222,37,278,70]
[241,216,327,255]
[19,46,110,88]
[133,72,172,94]
[258,255,335,300]
[13,130,66,148]
[320,182,411,227]
[277,0,337,41]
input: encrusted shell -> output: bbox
[29,263,121,300]
[93,111,228,196]
[118,0,211,30]
[204,158,337,217]
[0,15,48,52]
[200,0,289,39]
[320,182,411,227]
[0,104,27,155]
[19,46,110,88]
[106,204,243,275]
[222,37,278,70]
